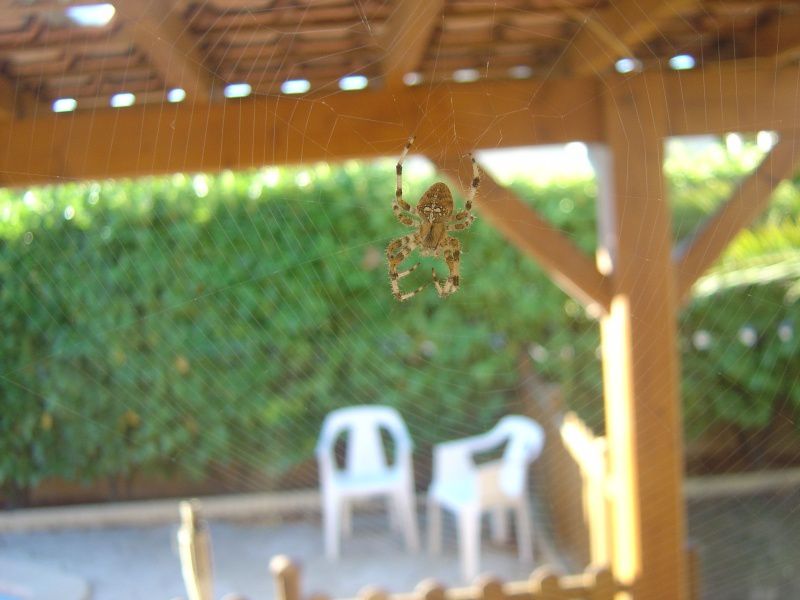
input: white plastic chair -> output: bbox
[316,405,420,559]
[427,415,545,581]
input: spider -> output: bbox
[386,137,479,301]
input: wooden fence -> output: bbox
[176,500,626,600]
[516,359,609,569]
[518,357,700,598]
[270,555,625,600]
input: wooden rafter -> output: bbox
[749,12,800,65]
[563,0,698,76]
[430,155,612,314]
[113,0,213,99]
[379,0,445,88]
[673,136,799,301]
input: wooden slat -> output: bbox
[431,155,612,314]
[674,137,799,301]
[186,2,391,31]
[0,77,602,186]
[177,500,214,600]
[599,72,687,599]
[564,0,699,76]
[378,0,445,87]
[270,556,301,600]
[113,0,213,99]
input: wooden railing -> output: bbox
[270,556,625,600]
[177,500,626,600]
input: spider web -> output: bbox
[1,2,800,599]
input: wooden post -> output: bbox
[588,567,617,600]
[177,499,214,600]
[529,567,563,599]
[415,579,445,600]
[477,578,505,600]
[271,555,302,600]
[358,587,388,600]
[596,74,687,599]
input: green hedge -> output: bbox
[0,166,601,498]
[1,144,798,499]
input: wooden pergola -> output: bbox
[2,1,799,598]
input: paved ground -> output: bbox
[0,514,536,600]
[688,490,800,600]
[2,492,799,600]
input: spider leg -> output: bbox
[448,216,474,232]
[432,237,462,298]
[450,153,479,229]
[393,136,419,226]
[386,234,426,302]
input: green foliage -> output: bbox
[668,137,800,438]
[1,140,799,496]
[681,283,800,439]
[0,166,600,495]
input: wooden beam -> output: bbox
[0,74,40,119]
[599,73,687,598]
[1,61,798,186]
[674,136,799,301]
[379,0,444,88]
[431,154,612,313]
[0,77,602,186]
[113,0,214,99]
[665,60,800,136]
[0,76,23,119]
[564,0,698,76]
[749,12,800,66]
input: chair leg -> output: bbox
[458,509,480,582]
[323,494,340,560]
[387,495,400,533]
[515,500,533,564]
[490,506,509,544]
[396,488,420,553]
[341,499,353,538]
[427,495,442,556]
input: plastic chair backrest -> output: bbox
[318,405,411,477]
[494,415,545,497]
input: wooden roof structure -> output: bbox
[0,1,798,182]
[2,2,799,599]
[0,0,799,109]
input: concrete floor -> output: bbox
[4,491,800,600]
[687,491,800,600]
[0,514,538,600]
